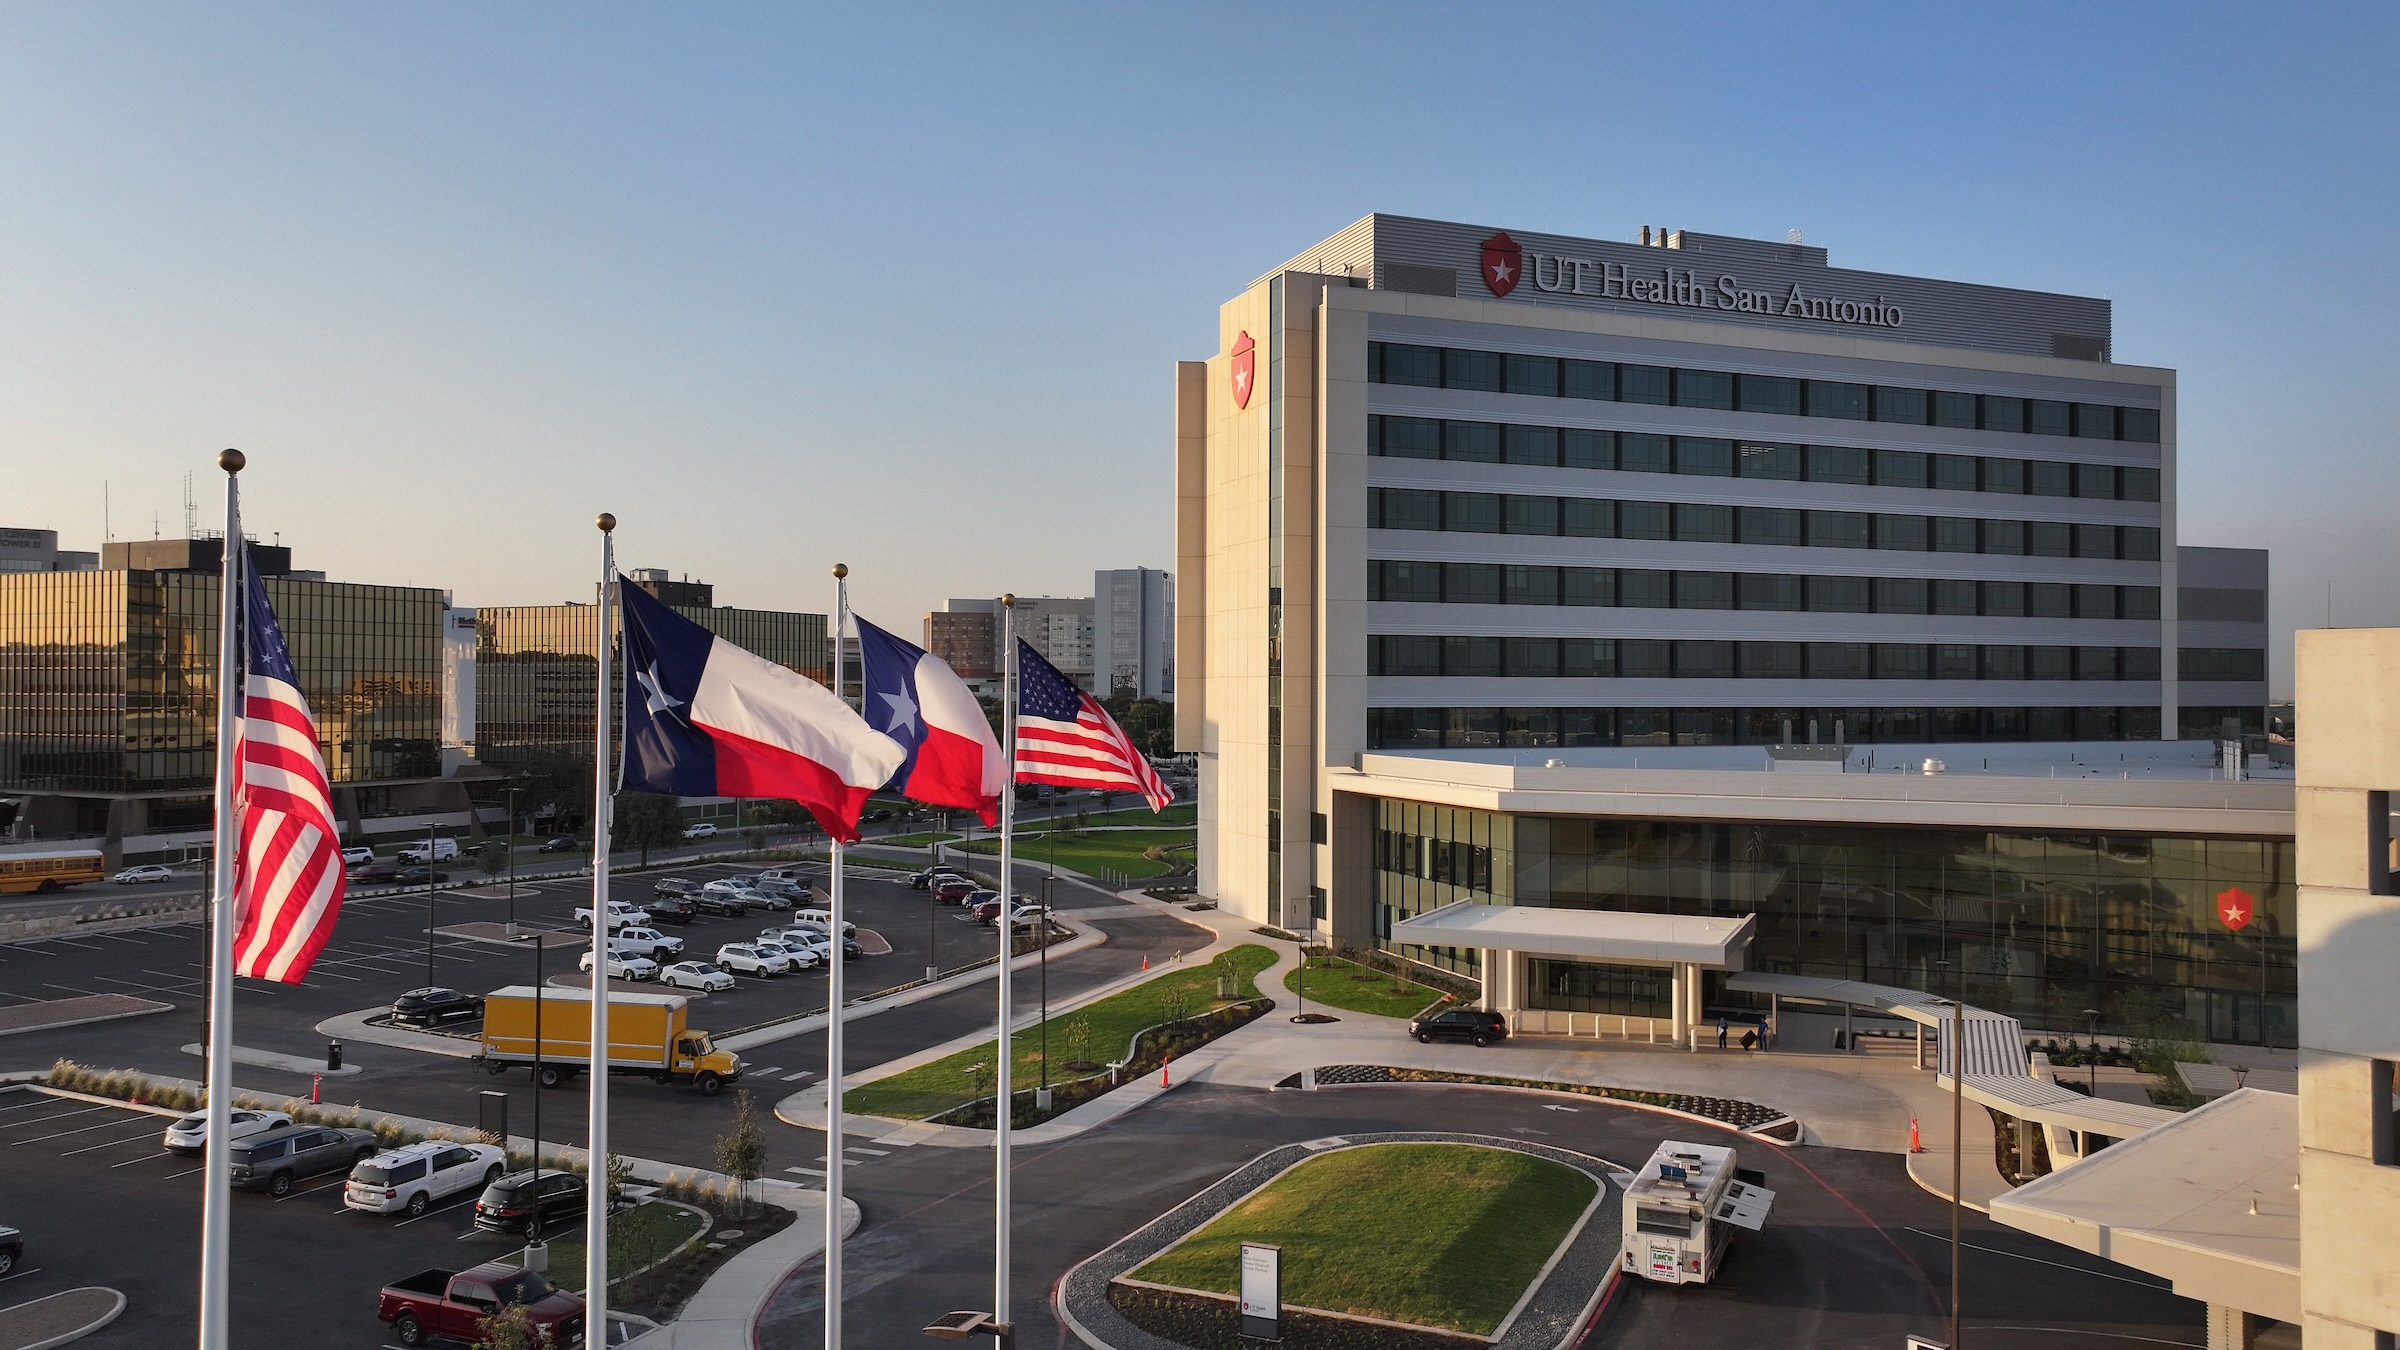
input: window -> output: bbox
[1620,641,1671,679]
[1371,636,1441,677]
[1444,563,1501,605]
[1807,381,1869,419]
[1444,636,1502,677]
[1445,348,1503,392]
[1503,424,1559,466]
[1375,415,1442,459]
[1931,517,1980,553]
[1674,640,1735,678]
[1562,498,1615,537]
[1983,457,2026,494]
[1874,577,1929,614]
[1562,567,1615,606]
[2029,583,2073,619]
[1504,496,1558,535]
[1446,421,1501,462]
[1377,343,1442,387]
[2072,463,2118,499]
[1562,708,1615,745]
[1936,707,1984,739]
[1504,637,1560,677]
[1619,570,1673,609]
[1447,707,1503,745]
[2027,706,2072,738]
[2027,646,2073,680]
[1675,437,1734,476]
[1808,511,1872,548]
[1445,492,1503,533]
[1373,488,1441,530]
[1738,573,1805,610]
[1674,369,1733,410]
[1808,643,1872,678]
[1674,571,1735,609]
[2029,521,2073,557]
[1618,432,1672,474]
[1875,644,1931,679]
[1619,500,1671,540]
[1874,449,1930,488]
[2028,399,2072,437]
[1982,395,2027,434]
[1983,645,2026,679]
[2122,586,2161,620]
[2074,403,2119,439]
[1874,514,1929,551]
[2121,466,2161,502]
[1370,708,1443,749]
[1371,560,1441,603]
[2075,585,2119,620]
[2074,706,2118,739]
[2121,526,2161,562]
[2028,461,2073,497]
[1809,576,1872,613]
[1932,579,1978,615]
[1739,374,1802,416]
[2121,647,2162,680]
[1504,565,1558,605]
[1737,441,1803,480]
[1875,386,1928,424]
[1806,444,1871,484]
[1739,506,1804,547]
[1504,709,1558,746]
[1506,354,1560,397]
[1563,427,1613,469]
[1982,580,2027,617]
[1933,645,1979,679]
[1982,518,2026,555]
[2121,407,2161,443]
[1619,364,1671,405]
[1673,503,1734,543]
[1932,390,1978,428]
[2074,524,2119,559]
[1932,454,1980,492]
[1563,359,1615,401]
[1561,638,1615,677]
[2180,648,2267,681]
[1740,641,1804,678]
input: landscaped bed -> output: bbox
[843,944,1276,1125]
[1309,1063,1797,1135]
[1121,1142,1596,1341]
[953,826,1195,879]
[545,1192,794,1321]
[1283,952,1447,1020]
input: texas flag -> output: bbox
[854,616,1005,826]
[618,580,905,841]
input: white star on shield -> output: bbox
[1490,257,1513,285]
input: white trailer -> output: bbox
[1619,1140,1775,1285]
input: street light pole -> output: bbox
[1949,997,1963,1349]
[425,825,437,990]
[2084,1008,2102,1096]
[506,787,520,940]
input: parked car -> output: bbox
[538,836,579,853]
[755,867,809,888]
[933,880,978,905]
[1409,1008,1509,1047]
[735,887,793,912]
[609,926,685,960]
[910,867,971,890]
[646,895,697,925]
[579,948,658,982]
[659,960,733,992]
[0,1223,19,1278]
[227,1123,379,1196]
[652,876,700,898]
[788,907,855,936]
[471,1170,592,1237]
[390,987,484,1026]
[753,877,805,900]
[162,1108,290,1156]
[863,809,892,823]
[572,901,649,929]
[692,889,752,917]
[111,864,174,884]
[751,938,819,972]
[397,838,460,864]
[760,922,824,945]
[378,1262,583,1348]
[700,877,755,897]
[348,860,402,884]
[714,943,788,978]
[682,822,718,839]
[346,1140,506,1218]
[393,865,447,885]
[340,846,376,866]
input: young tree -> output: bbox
[713,1089,766,1218]
[474,1303,546,1350]
[476,841,509,883]
[612,791,685,867]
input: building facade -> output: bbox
[2177,546,2270,740]
[0,527,97,574]
[1093,567,1174,699]
[924,603,997,682]
[926,595,1097,692]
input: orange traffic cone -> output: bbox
[1161,1057,1171,1088]
[1141,954,1150,971]
[1909,1116,1922,1153]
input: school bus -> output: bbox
[0,849,107,895]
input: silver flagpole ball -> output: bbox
[596,513,616,533]
[832,563,848,579]
[218,449,245,474]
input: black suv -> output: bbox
[473,1170,592,1236]
[1408,1008,1508,1047]
[653,877,699,898]
[227,1124,379,1196]
[647,895,697,924]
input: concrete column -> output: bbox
[1669,964,1688,1049]
[1480,948,1496,1013]
[1915,1020,1927,1070]
[1689,965,1704,1051]
[2204,1303,2261,1350]
[2013,1115,2037,1181]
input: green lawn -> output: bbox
[845,944,1274,1120]
[541,1201,708,1292]
[954,827,1193,879]
[1132,1143,1595,1335]
[1284,954,1449,1020]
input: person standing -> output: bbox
[1716,1015,1730,1050]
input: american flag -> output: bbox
[1013,638,1173,811]
[230,550,345,982]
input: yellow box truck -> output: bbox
[476,986,743,1095]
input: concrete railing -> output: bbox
[1507,1009,1676,1043]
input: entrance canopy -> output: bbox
[1390,901,1755,970]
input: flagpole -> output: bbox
[587,512,616,1338]
[995,593,1017,1331]
[825,563,849,1350]
[198,448,244,1350]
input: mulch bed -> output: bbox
[610,1197,796,1322]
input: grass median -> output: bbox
[542,1201,709,1294]
[844,943,1275,1121]
[1130,1142,1595,1336]
[955,827,1193,880]
[1284,952,1449,1020]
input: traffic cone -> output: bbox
[311,1073,322,1105]
[1141,954,1150,971]
[1161,1057,1171,1088]
[1909,1116,1922,1153]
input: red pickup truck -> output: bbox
[377,1263,585,1346]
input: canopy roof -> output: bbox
[1389,902,1754,969]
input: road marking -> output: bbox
[751,1066,782,1077]
[784,1165,826,1175]
[111,1150,180,1168]
[844,1147,890,1157]
[781,1070,815,1082]
[41,983,103,997]
[0,1266,47,1284]
[1899,1228,2175,1289]
[45,938,107,951]
[0,1105,106,1131]
[15,1115,153,1144]
[394,1195,480,1227]
[166,1164,205,1179]
[96,932,155,944]
[61,1127,169,1156]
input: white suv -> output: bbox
[610,926,685,960]
[573,901,650,930]
[752,938,820,971]
[345,1140,505,1217]
[716,943,792,977]
[580,948,659,982]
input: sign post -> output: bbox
[1239,1242,1281,1342]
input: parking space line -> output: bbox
[844,1147,891,1157]
[61,1127,169,1156]
[0,1097,74,1114]
[0,1105,105,1131]
[96,932,156,944]
[0,1266,47,1284]
[272,1176,352,1203]
[89,974,197,997]
[111,1150,180,1168]
[15,1115,153,1145]
[166,1164,204,1178]
[45,938,107,951]
[781,1071,815,1082]
[784,1165,825,1175]
[394,1196,479,1227]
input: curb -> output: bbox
[1304,1074,1802,1147]
[0,1287,127,1350]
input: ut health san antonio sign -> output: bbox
[1239,1241,1281,1340]
[1478,230,1905,332]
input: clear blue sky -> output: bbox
[3,3,2390,695]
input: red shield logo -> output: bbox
[1229,331,1256,410]
[2217,886,2255,932]
[1480,231,1523,297]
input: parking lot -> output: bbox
[0,1086,640,1348]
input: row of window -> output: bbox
[1369,417,2161,501]
[1368,704,2168,748]
[1367,341,2164,442]
[1369,560,2163,620]
[2180,648,2270,683]
[1369,637,2164,682]
[1369,487,2163,562]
